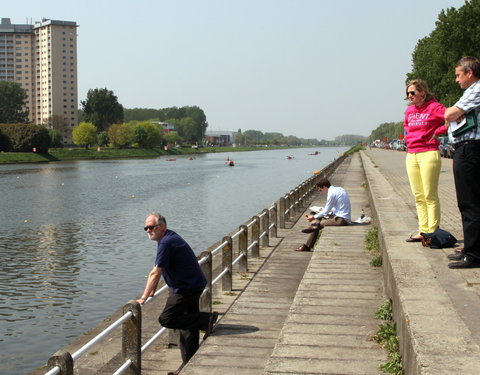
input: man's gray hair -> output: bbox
[456,56,480,78]
[150,213,167,226]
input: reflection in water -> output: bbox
[0,147,347,374]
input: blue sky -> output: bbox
[4,0,467,140]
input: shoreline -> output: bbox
[0,145,349,164]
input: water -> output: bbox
[0,146,346,374]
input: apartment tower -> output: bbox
[0,18,78,144]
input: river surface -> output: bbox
[0,146,347,375]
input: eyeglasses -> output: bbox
[407,91,416,96]
[144,224,161,231]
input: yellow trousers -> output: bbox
[406,150,441,234]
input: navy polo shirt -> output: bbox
[154,229,207,293]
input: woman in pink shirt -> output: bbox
[404,79,447,242]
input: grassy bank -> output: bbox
[0,145,294,164]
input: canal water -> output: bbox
[0,146,347,375]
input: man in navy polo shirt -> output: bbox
[137,213,218,374]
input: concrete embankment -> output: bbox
[362,149,480,375]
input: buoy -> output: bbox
[131,194,136,198]
[24,219,29,223]
[314,170,320,174]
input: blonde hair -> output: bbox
[406,79,436,102]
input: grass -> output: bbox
[0,144,309,164]
[365,226,382,267]
[373,299,404,375]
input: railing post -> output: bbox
[278,197,285,229]
[285,195,290,222]
[294,188,300,212]
[251,216,260,257]
[300,183,306,207]
[200,251,213,312]
[47,350,73,375]
[289,191,296,217]
[122,301,142,375]
[238,225,248,272]
[270,204,277,238]
[261,208,269,247]
[222,237,232,291]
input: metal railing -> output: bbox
[43,155,345,375]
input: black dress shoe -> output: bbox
[447,252,464,261]
[406,236,422,243]
[302,224,321,233]
[203,311,218,340]
[448,256,480,269]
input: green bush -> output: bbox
[0,123,50,152]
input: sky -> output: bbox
[3,0,468,140]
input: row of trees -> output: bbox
[72,121,182,149]
[369,122,404,142]
[368,1,480,142]
[407,0,480,106]
[80,95,209,144]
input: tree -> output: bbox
[46,115,67,132]
[370,122,404,141]
[72,122,98,149]
[97,131,109,147]
[243,130,265,144]
[0,124,50,152]
[108,123,135,148]
[164,131,182,145]
[407,0,480,105]
[49,130,64,148]
[0,81,29,123]
[81,88,124,131]
[135,122,162,148]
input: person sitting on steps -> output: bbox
[295,178,352,252]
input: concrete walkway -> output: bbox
[179,152,387,375]
[264,152,386,374]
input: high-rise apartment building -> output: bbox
[0,18,78,144]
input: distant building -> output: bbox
[205,130,235,146]
[0,18,78,144]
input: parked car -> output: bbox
[439,137,454,158]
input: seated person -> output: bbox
[295,178,351,251]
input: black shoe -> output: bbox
[447,252,464,261]
[301,224,321,233]
[448,256,480,269]
[406,236,422,243]
[203,311,218,340]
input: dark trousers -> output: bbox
[159,290,210,364]
[305,217,349,248]
[453,143,480,260]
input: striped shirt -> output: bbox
[449,79,480,143]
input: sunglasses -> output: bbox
[407,91,416,96]
[144,224,161,231]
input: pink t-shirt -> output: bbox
[404,99,447,153]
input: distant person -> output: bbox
[295,178,351,252]
[403,79,447,242]
[444,57,480,269]
[137,213,218,375]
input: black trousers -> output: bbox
[453,142,480,260]
[159,290,210,364]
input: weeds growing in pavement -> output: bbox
[365,226,382,266]
[375,299,393,321]
[373,299,404,375]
